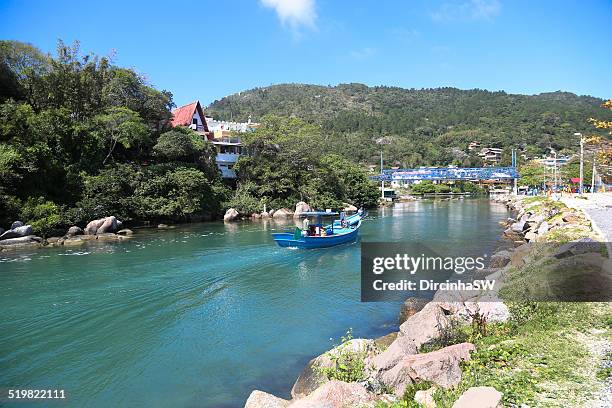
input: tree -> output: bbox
[92,107,148,164]
[518,161,545,187]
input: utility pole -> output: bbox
[575,133,584,196]
[512,149,518,195]
[591,158,596,194]
[380,149,385,199]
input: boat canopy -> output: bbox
[301,211,339,216]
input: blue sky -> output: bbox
[1,0,610,107]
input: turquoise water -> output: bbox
[0,200,509,408]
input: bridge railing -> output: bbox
[370,166,519,181]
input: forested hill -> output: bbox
[207,84,611,166]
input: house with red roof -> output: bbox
[171,100,213,140]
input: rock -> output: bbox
[526,214,544,224]
[269,209,276,217]
[66,226,83,236]
[370,334,418,374]
[343,203,358,212]
[294,201,311,217]
[261,211,270,218]
[0,235,40,245]
[510,220,527,233]
[537,221,549,235]
[10,221,23,229]
[244,390,289,408]
[0,225,33,240]
[554,237,601,259]
[510,243,532,267]
[84,218,105,235]
[489,250,512,268]
[524,231,538,242]
[252,213,262,219]
[291,339,376,399]
[223,208,239,222]
[46,236,62,244]
[452,386,502,408]
[380,343,475,396]
[562,212,582,224]
[374,332,398,350]
[117,229,133,236]
[399,297,429,324]
[414,387,437,408]
[289,380,377,408]
[273,208,293,219]
[97,216,118,234]
[116,220,123,229]
[157,223,169,229]
[399,302,451,349]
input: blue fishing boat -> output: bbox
[272,210,364,249]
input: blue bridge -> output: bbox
[371,166,519,182]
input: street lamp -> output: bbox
[376,137,391,200]
[574,133,584,195]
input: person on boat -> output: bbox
[302,217,310,235]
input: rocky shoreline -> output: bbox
[0,216,134,252]
[243,195,610,408]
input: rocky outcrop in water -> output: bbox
[0,224,33,240]
[84,216,119,235]
[224,208,239,222]
[294,202,311,218]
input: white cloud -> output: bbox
[431,0,501,21]
[261,0,317,31]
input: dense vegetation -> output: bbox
[0,41,381,235]
[230,115,379,212]
[208,84,612,168]
[0,40,228,234]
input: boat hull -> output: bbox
[272,221,361,249]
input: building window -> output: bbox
[192,118,198,125]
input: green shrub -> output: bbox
[20,197,62,237]
[316,329,367,383]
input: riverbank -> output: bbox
[243,195,612,408]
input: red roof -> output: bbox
[170,100,210,133]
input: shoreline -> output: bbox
[243,194,612,408]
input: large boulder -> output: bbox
[10,221,23,229]
[294,202,311,218]
[452,386,502,408]
[261,211,270,218]
[343,203,358,212]
[291,339,376,399]
[244,390,289,408]
[0,235,41,245]
[273,208,293,219]
[289,380,378,408]
[66,226,83,236]
[537,221,549,235]
[84,216,118,235]
[84,218,106,235]
[224,208,239,222]
[97,216,118,233]
[489,250,512,268]
[399,302,451,349]
[0,225,33,240]
[399,297,429,324]
[370,334,417,374]
[554,237,601,259]
[380,343,475,396]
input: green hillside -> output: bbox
[207,84,611,167]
